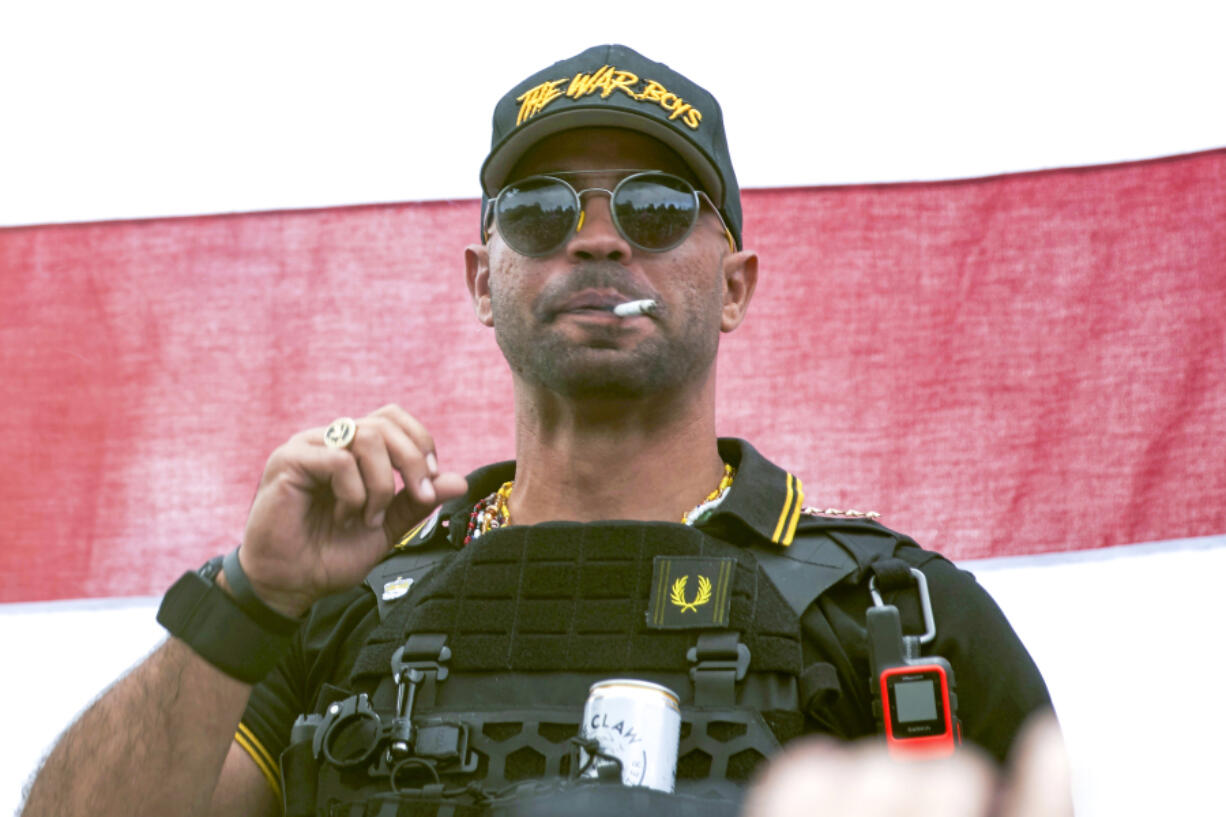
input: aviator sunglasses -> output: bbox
[485,170,735,257]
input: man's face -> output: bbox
[482,127,734,401]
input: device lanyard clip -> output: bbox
[869,567,936,651]
[866,566,960,758]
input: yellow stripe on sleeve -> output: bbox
[235,722,282,802]
[781,477,805,546]
[771,473,796,544]
[395,515,430,549]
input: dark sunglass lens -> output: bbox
[495,178,577,256]
[613,174,698,251]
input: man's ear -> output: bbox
[720,249,759,332]
[464,243,494,327]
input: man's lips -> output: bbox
[550,289,649,317]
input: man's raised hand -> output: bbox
[236,404,468,618]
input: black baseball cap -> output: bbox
[480,44,743,249]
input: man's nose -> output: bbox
[566,195,633,263]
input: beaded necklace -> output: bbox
[463,462,736,546]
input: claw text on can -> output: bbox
[579,678,681,792]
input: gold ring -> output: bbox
[323,417,357,449]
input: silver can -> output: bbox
[579,678,681,792]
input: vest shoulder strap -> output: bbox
[364,521,455,621]
[746,516,917,617]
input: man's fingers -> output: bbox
[372,404,439,477]
[999,713,1074,817]
[373,417,438,508]
[342,414,439,513]
[743,738,995,817]
[297,406,460,533]
[272,441,367,522]
[431,472,469,501]
[741,740,841,817]
[382,472,468,543]
[347,422,399,527]
[327,452,368,522]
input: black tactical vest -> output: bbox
[281,518,908,816]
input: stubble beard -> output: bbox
[489,269,720,401]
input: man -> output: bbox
[21,45,1052,817]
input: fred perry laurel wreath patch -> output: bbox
[647,556,735,629]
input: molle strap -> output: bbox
[868,557,915,593]
[798,661,841,717]
[278,738,317,817]
[390,633,450,710]
[688,631,750,706]
[866,557,929,638]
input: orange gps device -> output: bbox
[878,661,959,757]
[867,568,961,759]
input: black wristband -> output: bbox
[157,562,300,684]
[222,547,303,635]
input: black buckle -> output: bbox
[391,634,452,683]
[414,722,470,763]
[312,692,382,768]
[687,632,750,706]
[390,635,451,713]
[370,719,478,779]
[386,635,452,762]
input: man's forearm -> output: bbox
[21,636,252,817]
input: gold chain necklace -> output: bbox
[463,463,736,545]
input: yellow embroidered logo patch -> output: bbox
[669,575,712,613]
[516,64,703,129]
[648,556,734,629]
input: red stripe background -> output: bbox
[3,149,1223,603]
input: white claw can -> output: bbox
[579,678,681,792]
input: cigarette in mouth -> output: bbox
[611,299,659,317]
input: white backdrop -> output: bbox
[3,2,1225,815]
[2,0,1225,226]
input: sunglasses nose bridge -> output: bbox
[568,189,635,258]
[567,185,614,233]
[572,185,616,229]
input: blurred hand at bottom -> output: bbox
[741,713,1072,817]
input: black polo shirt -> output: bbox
[236,439,1051,799]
